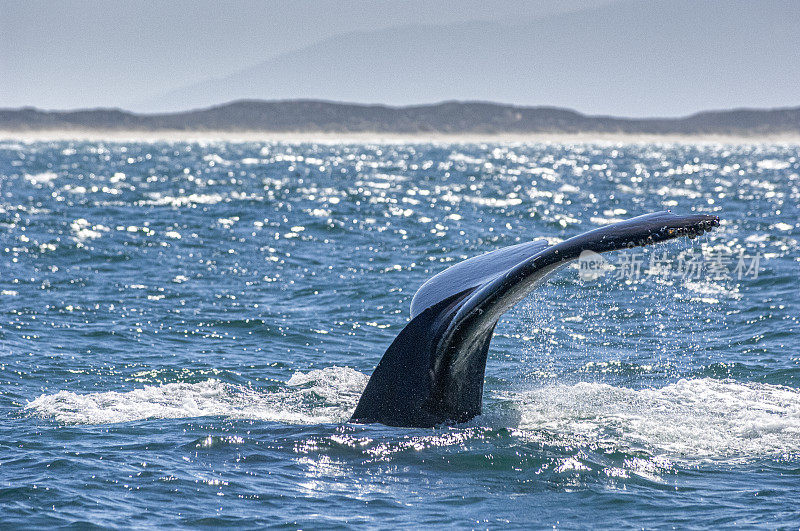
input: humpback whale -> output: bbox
[351,211,720,427]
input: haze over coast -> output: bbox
[4,0,799,118]
[2,100,800,143]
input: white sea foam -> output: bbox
[26,371,800,461]
[26,366,368,425]
[509,378,800,461]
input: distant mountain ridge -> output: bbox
[2,100,800,136]
[134,0,800,117]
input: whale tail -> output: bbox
[350,211,720,427]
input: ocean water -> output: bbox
[1,139,798,528]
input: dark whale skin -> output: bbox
[351,211,720,427]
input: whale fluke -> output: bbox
[350,211,720,427]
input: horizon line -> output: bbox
[4,98,800,122]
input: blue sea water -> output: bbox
[0,139,798,528]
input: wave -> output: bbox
[509,378,800,461]
[26,369,800,461]
[25,366,367,425]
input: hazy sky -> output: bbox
[1,0,608,109]
[1,0,797,115]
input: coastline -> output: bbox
[2,129,800,145]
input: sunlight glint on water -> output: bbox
[1,140,798,527]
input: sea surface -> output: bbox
[1,139,798,528]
